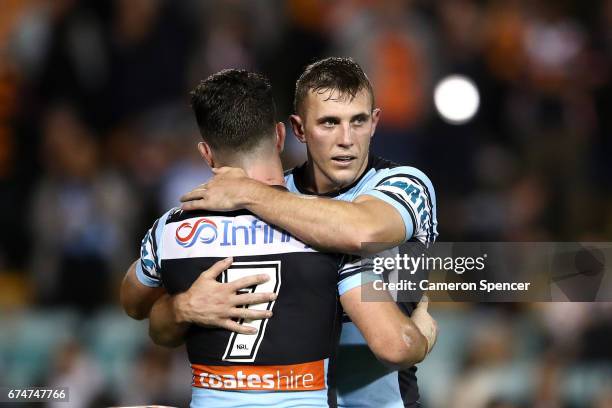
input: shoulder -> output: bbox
[369,156,433,182]
[356,156,436,195]
[165,207,191,224]
[374,166,435,190]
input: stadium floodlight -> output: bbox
[434,75,480,125]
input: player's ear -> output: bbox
[198,141,215,168]
[289,114,306,143]
[370,108,381,139]
[275,122,286,153]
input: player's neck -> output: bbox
[301,154,370,194]
[302,164,335,194]
[234,155,285,187]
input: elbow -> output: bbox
[124,305,148,321]
[120,286,151,320]
[342,225,380,254]
[149,327,183,348]
[371,331,427,370]
[347,223,391,255]
[345,236,366,254]
[120,289,148,320]
[121,297,148,320]
[374,348,418,370]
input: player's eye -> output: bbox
[352,115,368,127]
[322,119,337,127]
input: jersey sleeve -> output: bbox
[358,166,438,244]
[337,256,380,296]
[135,208,175,288]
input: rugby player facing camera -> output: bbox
[179,57,439,408]
[121,67,437,408]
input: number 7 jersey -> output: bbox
[136,206,369,408]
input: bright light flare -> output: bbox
[434,75,480,125]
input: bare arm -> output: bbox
[246,185,404,254]
[120,260,165,320]
[148,293,189,347]
[340,285,437,369]
[181,170,405,254]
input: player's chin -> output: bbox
[329,169,360,188]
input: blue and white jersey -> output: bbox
[285,156,438,408]
[285,156,437,245]
[136,204,370,408]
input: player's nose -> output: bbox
[337,123,354,148]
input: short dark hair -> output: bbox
[294,57,375,115]
[191,69,276,152]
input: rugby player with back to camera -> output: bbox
[181,57,439,408]
[120,69,435,407]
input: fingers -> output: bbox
[200,257,233,280]
[180,188,207,203]
[181,199,207,211]
[229,307,273,320]
[229,274,270,291]
[415,294,429,312]
[426,320,438,353]
[232,291,277,306]
[220,319,258,335]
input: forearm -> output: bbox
[365,308,428,369]
[149,294,189,348]
[245,183,387,253]
[341,287,428,369]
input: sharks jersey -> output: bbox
[285,156,438,408]
[136,206,368,408]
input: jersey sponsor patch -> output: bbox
[191,360,326,391]
[162,215,315,259]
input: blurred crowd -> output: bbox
[0,0,611,407]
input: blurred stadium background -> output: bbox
[0,0,611,407]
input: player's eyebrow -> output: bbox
[316,112,371,125]
[351,112,370,122]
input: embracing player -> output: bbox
[121,69,435,407]
[181,57,439,408]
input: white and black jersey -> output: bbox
[136,202,369,408]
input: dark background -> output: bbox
[0,1,611,407]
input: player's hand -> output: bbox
[411,295,438,357]
[173,257,277,334]
[180,167,255,211]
